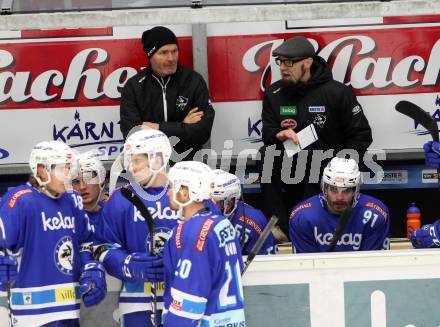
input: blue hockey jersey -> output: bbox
[289,194,390,253]
[86,200,106,234]
[206,200,277,255]
[162,209,246,327]
[95,185,180,319]
[0,183,94,326]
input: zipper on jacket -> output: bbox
[152,75,171,122]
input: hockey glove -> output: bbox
[410,224,440,248]
[423,141,440,169]
[121,252,164,283]
[0,253,17,284]
[79,262,107,307]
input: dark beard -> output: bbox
[280,79,308,94]
[280,63,308,94]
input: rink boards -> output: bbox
[1,249,440,327]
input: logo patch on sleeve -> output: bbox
[195,219,215,252]
[352,105,362,115]
[8,189,32,208]
[176,223,184,249]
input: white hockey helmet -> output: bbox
[168,161,214,206]
[77,151,106,185]
[321,157,361,206]
[123,129,172,173]
[29,140,76,186]
[211,169,241,217]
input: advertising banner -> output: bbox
[1,16,440,165]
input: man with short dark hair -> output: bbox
[120,26,215,160]
[259,36,373,240]
[289,157,389,253]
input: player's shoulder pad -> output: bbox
[5,185,33,209]
[239,204,265,234]
[360,194,389,220]
[289,198,315,220]
[212,217,235,249]
[107,184,128,201]
[186,216,218,252]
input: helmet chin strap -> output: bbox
[86,182,105,212]
[173,190,192,220]
[35,168,63,199]
[39,185,62,199]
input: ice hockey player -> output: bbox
[289,157,390,253]
[72,151,108,233]
[0,140,106,327]
[94,129,179,327]
[162,161,246,327]
[210,169,277,255]
[409,140,440,248]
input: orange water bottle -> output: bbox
[406,202,421,239]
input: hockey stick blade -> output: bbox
[242,215,278,275]
[120,187,159,327]
[327,207,352,252]
[395,101,439,142]
[395,100,440,190]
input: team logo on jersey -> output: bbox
[280,119,297,129]
[352,105,362,115]
[176,96,188,111]
[313,114,327,128]
[23,292,32,305]
[280,106,297,116]
[54,236,74,275]
[146,227,172,254]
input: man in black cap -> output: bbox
[259,36,372,241]
[119,26,215,161]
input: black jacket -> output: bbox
[120,65,215,157]
[262,56,372,154]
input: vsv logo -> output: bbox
[53,110,124,156]
[241,118,262,144]
[0,147,9,160]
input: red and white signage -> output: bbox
[0,17,439,164]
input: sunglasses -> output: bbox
[275,57,306,67]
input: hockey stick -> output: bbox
[120,187,159,327]
[327,207,353,252]
[0,217,12,327]
[242,215,278,275]
[395,100,440,189]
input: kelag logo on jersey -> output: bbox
[54,236,74,275]
[52,110,124,157]
[241,118,262,144]
[0,147,9,160]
